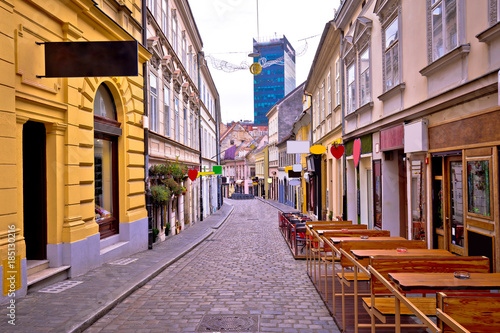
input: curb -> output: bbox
[68,206,235,333]
[212,204,234,229]
[255,197,299,213]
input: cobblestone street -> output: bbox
[86,199,339,333]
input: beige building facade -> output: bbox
[306,21,344,221]
[335,0,500,270]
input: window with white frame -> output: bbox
[431,0,458,61]
[190,112,194,148]
[327,71,332,115]
[174,97,179,141]
[161,0,168,35]
[182,32,187,66]
[347,63,356,114]
[171,10,178,52]
[316,92,320,126]
[335,59,340,106]
[359,47,371,105]
[150,72,158,132]
[148,0,156,17]
[384,17,399,91]
[194,115,198,150]
[183,107,188,145]
[321,81,325,121]
[163,85,170,137]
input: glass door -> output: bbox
[446,156,465,255]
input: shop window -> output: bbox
[373,160,382,229]
[467,160,491,217]
[94,84,120,238]
[411,160,426,240]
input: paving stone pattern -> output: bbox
[86,199,339,333]
[0,204,233,333]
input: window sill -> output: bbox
[476,21,500,43]
[345,101,374,121]
[378,83,406,102]
[419,44,470,77]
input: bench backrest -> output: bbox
[339,240,427,267]
[307,220,353,225]
[320,229,390,241]
[370,256,490,294]
[438,292,500,332]
[313,224,367,231]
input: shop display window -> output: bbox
[467,160,491,217]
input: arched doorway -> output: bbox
[94,84,121,239]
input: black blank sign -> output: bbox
[44,41,138,77]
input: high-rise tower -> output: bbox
[253,35,296,125]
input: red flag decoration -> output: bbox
[353,138,361,168]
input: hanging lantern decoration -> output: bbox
[249,62,262,75]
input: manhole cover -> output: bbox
[196,314,259,332]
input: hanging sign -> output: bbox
[289,179,301,186]
[41,41,138,78]
[309,145,326,155]
[353,138,361,168]
[249,63,262,75]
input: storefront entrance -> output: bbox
[446,156,465,255]
[23,121,47,260]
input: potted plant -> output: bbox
[328,211,333,221]
[152,228,159,242]
[165,222,170,236]
[150,185,171,205]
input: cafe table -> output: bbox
[389,272,500,292]
[351,248,453,260]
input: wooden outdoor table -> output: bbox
[330,236,405,244]
[351,248,453,260]
[389,272,500,292]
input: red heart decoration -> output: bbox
[353,138,361,168]
[188,169,198,181]
[331,145,345,159]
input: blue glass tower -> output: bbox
[253,35,296,125]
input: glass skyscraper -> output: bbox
[253,35,296,125]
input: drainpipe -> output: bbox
[216,97,222,208]
[198,52,204,221]
[340,29,347,221]
[304,92,313,216]
[142,0,153,249]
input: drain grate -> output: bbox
[38,280,83,293]
[108,258,138,265]
[196,315,259,332]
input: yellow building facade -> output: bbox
[0,0,150,302]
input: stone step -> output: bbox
[27,266,71,292]
[26,260,49,275]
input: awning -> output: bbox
[236,180,244,184]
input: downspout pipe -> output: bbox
[340,29,347,221]
[198,52,204,221]
[142,0,153,249]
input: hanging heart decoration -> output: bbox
[188,169,198,181]
[331,144,345,159]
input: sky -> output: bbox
[189,0,341,124]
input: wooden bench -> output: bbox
[362,256,490,332]
[335,240,426,332]
[437,292,500,332]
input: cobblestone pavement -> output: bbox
[86,199,340,333]
[0,203,233,333]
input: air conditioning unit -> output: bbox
[404,119,429,153]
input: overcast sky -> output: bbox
[189,0,341,124]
